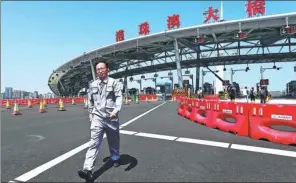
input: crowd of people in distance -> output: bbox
[196,85,271,104]
[227,85,271,103]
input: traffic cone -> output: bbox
[5,100,11,109]
[135,96,139,104]
[12,102,22,115]
[124,96,129,105]
[27,99,33,108]
[145,96,149,103]
[84,98,88,109]
[43,99,47,107]
[39,101,45,113]
[58,99,66,111]
[72,98,76,105]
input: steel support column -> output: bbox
[195,66,200,93]
[230,68,234,85]
[173,38,183,88]
[124,65,128,96]
[195,50,201,93]
[89,59,96,80]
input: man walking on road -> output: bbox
[78,61,123,181]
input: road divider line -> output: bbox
[12,102,166,182]
[14,142,89,182]
[230,144,296,158]
[176,137,230,148]
[120,130,138,135]
[119,102,167,128]
[119,130,296,158]
[135,132,178,141]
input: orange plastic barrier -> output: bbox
[203,94,219,101]
[139,94,157,101]
[249,104,296,145]
[177,97,186,116]
[184,98,193,119]
[211,101,249,136]
[192,99,213,126]
[178,97,296,146]
[1,97,86,107]
[173,94,187,101]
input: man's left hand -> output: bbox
[109,113,117,119]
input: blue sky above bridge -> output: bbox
[1,1,296,93]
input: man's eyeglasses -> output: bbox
[97,67,107,71]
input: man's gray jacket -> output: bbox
[87,76,123,121]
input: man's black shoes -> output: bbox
[113,160,120,167]
[78,169,93,181]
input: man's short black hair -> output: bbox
[95,61,109,69]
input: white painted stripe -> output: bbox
[12,102,166,182]
[14,142,89,182]
[119,102,166,128]
[135,132,178,141]
[120,130,138,135]
[231,144,296,158]
[176,137,230,148]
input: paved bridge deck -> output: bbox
[2,102,296,182]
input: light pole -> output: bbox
[144,77,157,91]
[202,69,219,91]
[260,65,282,79]
[230,67,250,85]
[130,78,142,93]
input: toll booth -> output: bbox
[144,87,155,94]
[155,81,172,101]
[128,88,139,95]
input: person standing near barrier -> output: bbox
[229,85,236,101]
[260,86,268,104]
[78,61,123,181]
[197,87,203,99]
[249,87,256,102]
[242,87,249,102]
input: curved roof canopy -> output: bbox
[48,12,296,96]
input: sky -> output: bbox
[1,1,296,94]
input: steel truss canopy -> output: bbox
[48,12,296,96]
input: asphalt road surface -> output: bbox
[2,101,296,182]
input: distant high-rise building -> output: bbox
[34,91,39,98]
[5,87,13,99]
[286,80,296,97]
[13,90,22,99]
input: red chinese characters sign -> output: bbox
[116,29,124,42]
[167,14,180,30]
[203,7,219,23]
[246,0,265,17]
[139,22,150,35]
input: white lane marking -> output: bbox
[120,130,138,135]
[231,144,296,158]
[27,135,45,142]
[176,137,230,148]
[12,102,166,182]
[15,142,89,182]
[119,130,296,158]
[135,132,178,141]
[119,102,166,128]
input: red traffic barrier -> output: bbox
[184,98,194,119]
[249,103,296,145]
[204,94,219,101]
[192,99,213,126]
[211,101,249,136]
[177,97,186,116]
